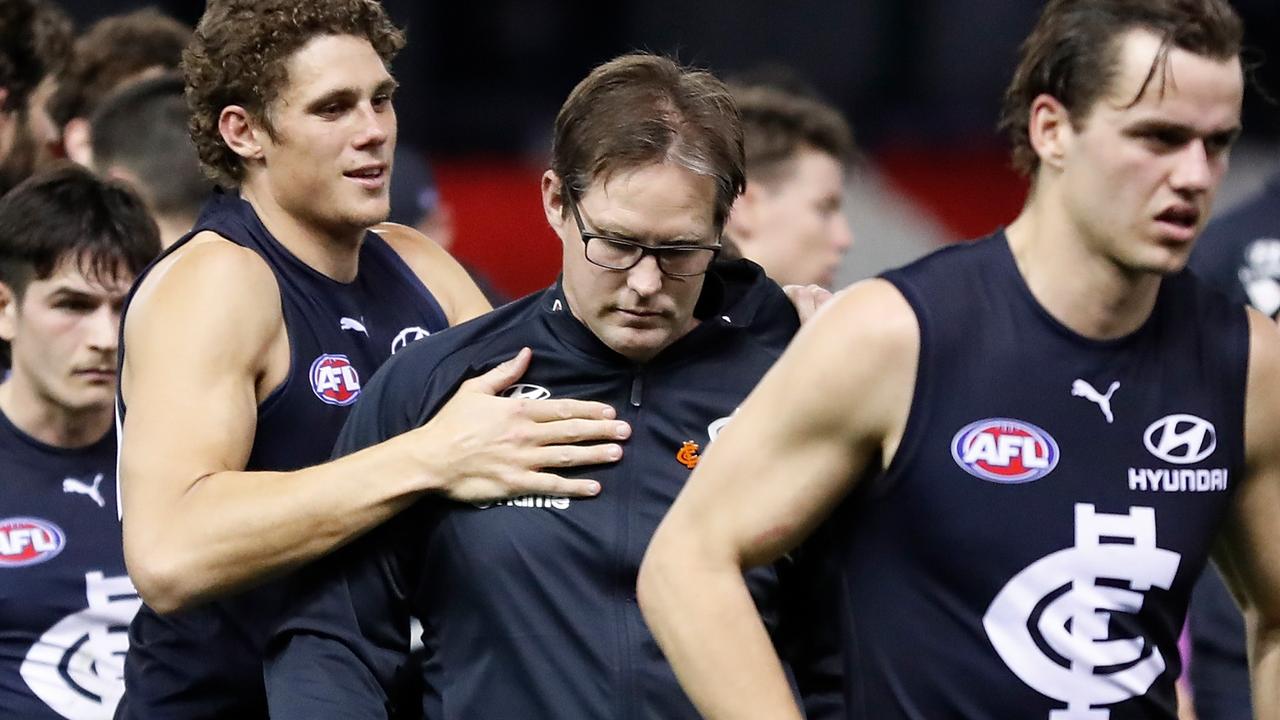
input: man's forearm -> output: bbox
[125,433,424,613]
[637,541,803,720]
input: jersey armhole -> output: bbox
[1229,302,1251,479]
[867,274,932,499]
[367,231,450,330]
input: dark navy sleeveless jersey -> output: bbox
[263,261,832,719]
[819,232,1248,720]
[0,410,136,719]
[115,191,450,719]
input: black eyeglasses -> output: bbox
[563,188,721,277]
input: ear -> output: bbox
[1027,93,1072,172]
[62,117,92,167]
[218,105,266,162]
[541,170,570,242]
[0,281,18,343]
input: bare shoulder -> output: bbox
[796,278,920,371]
[372,222,451,266]
[129,231,279,316]
[123,231,283,380]
[372,222,490,324]
[768,278,919,445]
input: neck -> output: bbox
[239,181,364,282]
[0,378,112,449]
[155,212,198,251]
[1005,193,1162,340]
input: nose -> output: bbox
[831,211,855,252]
[625,253,664,298]
[353,102,391,149]
[87,306,119,354]
[1169,139,1213,195]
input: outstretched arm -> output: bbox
[637,280,918,719]
[120,236,628,613]
[1214,310,1280,720]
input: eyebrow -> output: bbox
[47,286,95,298]
[1125,118,1242,143]
[591,224,714,247]
[49,281,130,296]
[304,78,399,112]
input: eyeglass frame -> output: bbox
[562,186,722,277]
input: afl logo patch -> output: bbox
[951,418,1059,484]
[310,354,362,406]
[0,517,65,567]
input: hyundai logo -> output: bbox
[1143,414,1216,465]
[391,326,431,355]
[501,383,551,400]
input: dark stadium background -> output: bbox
[50,0,1280,297]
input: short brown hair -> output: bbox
[732,83,855,186]
[0,163,160,297]
[551,53,745,232]
[1001,0,1243,176]
[184,0,405,187]
[47,9,191,128]
[0,0,72,113]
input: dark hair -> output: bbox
[47,9,190,128]
[184,0,405,187]
[0,164,160,297]
[1001,0,1243,176]
[551,53,745,232]
[731,82,855,186]
[91,72,210,221]
[0,0,72,113]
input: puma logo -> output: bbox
[62,473,105,508]
[339,317,369,336]
[1071,379,1120,424]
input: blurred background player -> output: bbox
[90,71,210,248]
[1190,166,1280,319]
[0,0,72,196]
[46,8,189,168]
[390,142,508,305]
[0,0,73,373]
[0,165,159,719]
[723,82,855,289]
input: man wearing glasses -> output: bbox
[262,53,831,719]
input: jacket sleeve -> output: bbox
[264,349,442,719]
[775,524,847,720]
[264,528,415,720]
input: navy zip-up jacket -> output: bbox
[264,260,838,719]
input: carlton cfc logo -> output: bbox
[309,354,362,406]
[951,418,1059,484]
[0,517,66,567]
